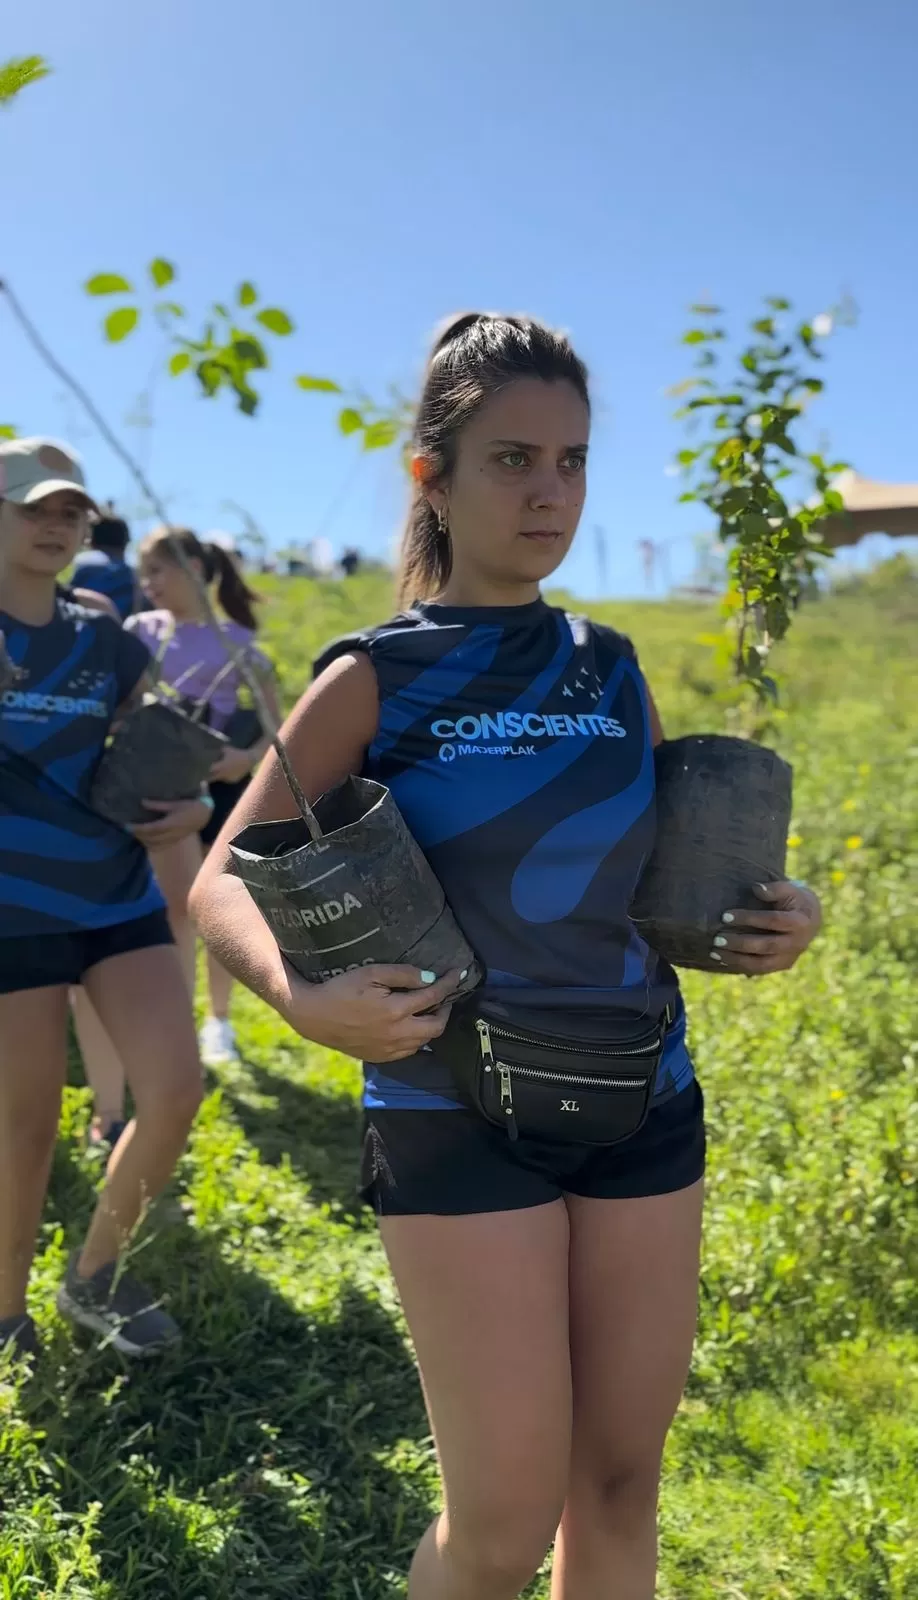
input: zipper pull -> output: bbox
[497,1063,519,1142]
[476,1019,495,1071]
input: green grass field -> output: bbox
[3,559,917,1598]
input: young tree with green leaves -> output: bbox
[674,294,853,731]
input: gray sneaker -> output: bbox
[56,1257,181,1357]
[0,1312,41,1362]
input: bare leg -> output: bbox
[551,1181,704,1600]
[71,986,126,1134]
[150,835,203,996]
[76,944,202,1279]
[73,835,202,1139]
[206,947,233,1020]
[0,986,69,1318]
[381,1203,571,1600]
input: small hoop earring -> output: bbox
[436,507,449,538]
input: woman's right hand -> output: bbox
[280,964,465,1062]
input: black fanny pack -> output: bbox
[439,1003,672,1147]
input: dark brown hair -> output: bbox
[91,507,130,554]
[140,525,261,631]
[398,312,590,607]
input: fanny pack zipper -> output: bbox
[477,1021,518,1138]
[481,1015,666,1058]
[498,1063,648,1089]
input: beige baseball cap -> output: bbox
[0,436,99,513]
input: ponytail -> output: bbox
[206,542,261,631]
[397,496,451,609]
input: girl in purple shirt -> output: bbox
[75,527,279,1140]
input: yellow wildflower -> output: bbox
[841,798,856,813]
[787,833,802,849]
[831,869,846,884]
[845,835,863,851]
[857,762,871,777]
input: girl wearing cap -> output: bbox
[0,437,206,1360]
[75,524,278,1146]
[191,317,822,1598]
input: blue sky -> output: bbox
[4,0,916,596]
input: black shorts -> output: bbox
[201,777,250,847]
[360,1080,705,1215]
[0,910,174,995]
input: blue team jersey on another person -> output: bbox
[70,549,137,620]
[315,598,694,1112]
[0,596,164,938]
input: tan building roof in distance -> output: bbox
[815,470,918,548]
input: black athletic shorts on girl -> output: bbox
[361,1081,705,1214]
[0,909,174,995]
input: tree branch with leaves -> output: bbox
[674,294,854,732]
[83,261,409,450]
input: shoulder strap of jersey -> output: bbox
[312,611,418,680]
[312,629,373,680]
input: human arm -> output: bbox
[70,586,121,622]
[130,793,213,849]
[188,651,462,1058]
[208,658,283,784]
[646,685,665,748]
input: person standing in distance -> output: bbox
[74,524,279,1147]
[190,316,822,1599]
[0,437,205,1362]
[70,506,143,621]
[127,526,280,1065]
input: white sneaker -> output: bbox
[198,1016,239,1066]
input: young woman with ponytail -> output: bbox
[74,526,279,1143]
[191,313,822,1598]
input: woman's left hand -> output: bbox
[209,745,253,784]
[710,881,823,975]
[130,797,212,850]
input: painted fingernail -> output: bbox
[721,912,735,924]
[420,971,437,984]
[709,950,723,962]
[713,935,728,948]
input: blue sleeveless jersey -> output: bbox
[70,550,137,620]
[0,597,164,937]
[315,599,693,1111]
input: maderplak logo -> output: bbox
[434,708,626,763]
